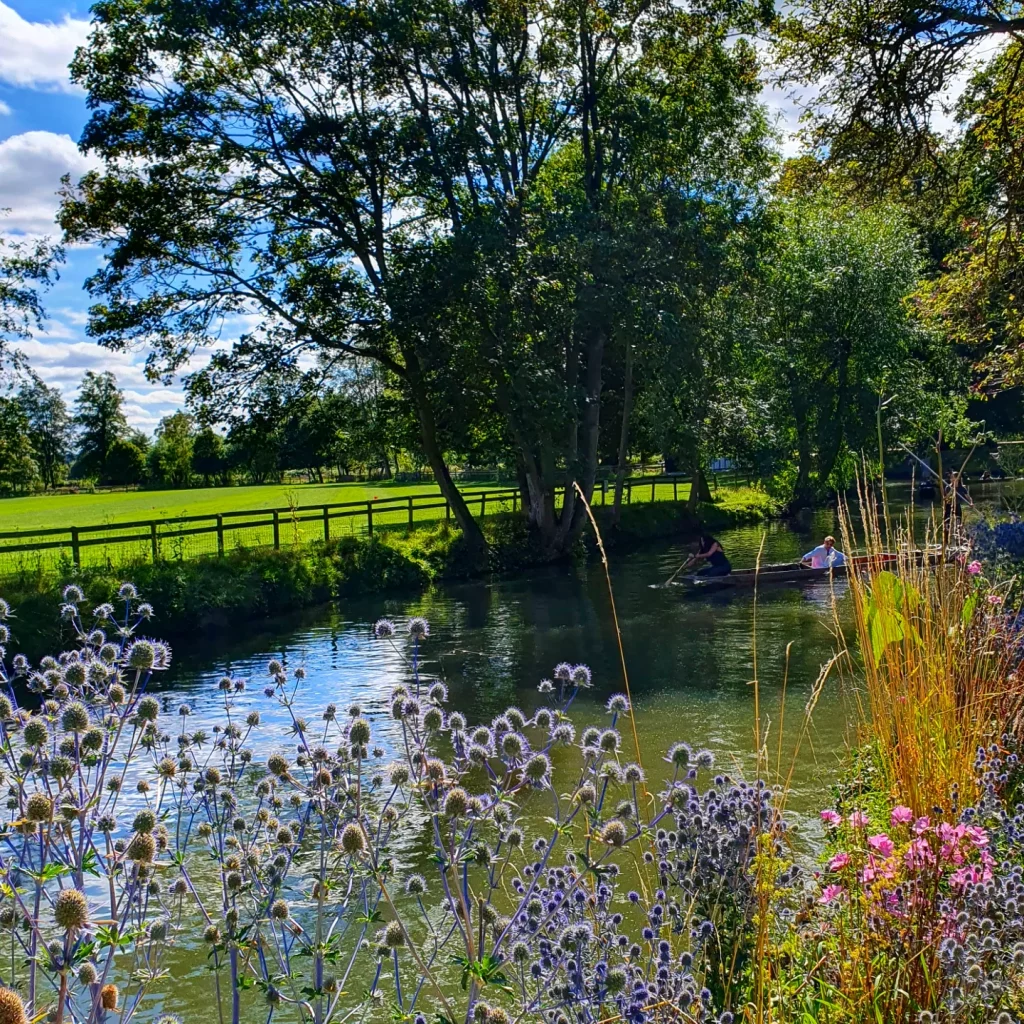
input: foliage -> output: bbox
[103,440,146,487]
[742,194,939,502]
[191,427,228,486]
[147,412,195,489]
[16,378,73,490]
[0,226,62,379]
[72,371,128,482]
[0,398,38,494]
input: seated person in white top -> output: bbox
[802,535,846,569]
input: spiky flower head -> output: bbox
[601,820,628,847]
[126,641,155,671]
[405,874,427,895]
[132,809,156,834]
[0,987,28,1024]
[666,742,691,768]
[524,754,550,783]
[22,719,48,748]
[271,899,289,921]
[408,618,429,638]
[63,585,84,604]
[127,832,157,863]
[383,921,405,948]
[60,701,90,734]
[136,696,159,722]
[100,985,118,1011]
[340,823,366,855]
[78,963,98,986]
[54,889,89,931]
[349,718,371,746]
[373,619,395,638]
[444,787,469,818]
[26,792,52,822]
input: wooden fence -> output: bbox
[0,475,692,572]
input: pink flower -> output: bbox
[890,805,914,826]
[968,560,982,575]
[819,884,844,904]
[849,810,869,829]
[905,837,936,869]
[913,816,931,834]
[828,852,851,872]
[988,593,1003,605]
[868,834,895,859]
[965,826,989,848]
[820,809,842,826]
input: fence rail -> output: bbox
[0,475,692,572]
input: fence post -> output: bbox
[673,479,678,502]
[323,506,331,542]
[480,492,486,517]
[408,495,414,528]
[150,522,158,562]
[652,478,656,502]
[273,510,280,550]
[512,490,518,512]
[601,479,607,505]
[627,481,632,504]
[446,499,451,523]
[217,514,225,556]
[71,527,80,567]
[366,503,373,537]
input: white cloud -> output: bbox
[0,130,99,234]
[0,99,10,116]
[0,2,89,93]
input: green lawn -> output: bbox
[0,476,703,572]
[0,480,458,533]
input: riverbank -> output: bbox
[0,487,777,659]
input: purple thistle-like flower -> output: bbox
[373,618,395,638]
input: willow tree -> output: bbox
[62,0,773,556]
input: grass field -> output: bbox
[0,476,711,573]
[0,480,455,533]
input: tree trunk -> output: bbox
[405,364,487,559]
[612,340,634,527]
[557,325,606,550]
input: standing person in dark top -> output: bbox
[690,533,732,577]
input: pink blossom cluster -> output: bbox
[816,806,994,905]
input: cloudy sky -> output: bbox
[0,0,812,433]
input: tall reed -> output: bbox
[834,480,1020,815]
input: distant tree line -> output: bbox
[0,361,419,494]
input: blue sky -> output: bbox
[0,0,818,433]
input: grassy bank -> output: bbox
[0,490,775,659]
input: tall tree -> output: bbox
[0,398,38,494]
[149,412,196,488]
[61,0,773,558]
[73,370,128,480]
[192,427,228,486]
[746,194,929,503]
[775,0,1024,385]
[17,377,73,489]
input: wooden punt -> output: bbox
[675,552,916,590]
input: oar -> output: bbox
[659,553,698,587]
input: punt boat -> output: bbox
[675,551,939,590]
